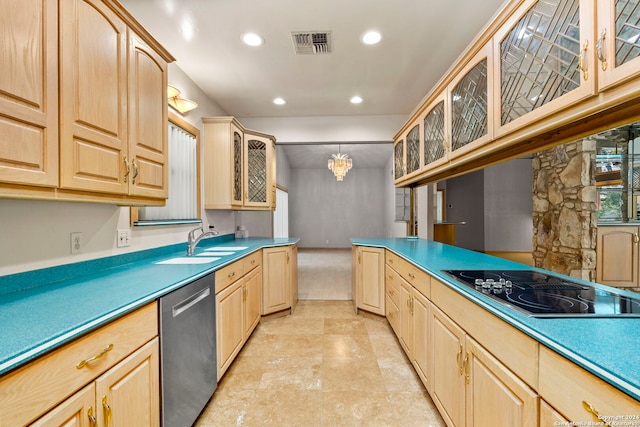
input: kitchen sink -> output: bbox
[203,246,248,251]
[197,251,236,256]
[156,257,221,265]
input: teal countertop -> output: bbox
[351,237,640,402]
[0,235,299,376]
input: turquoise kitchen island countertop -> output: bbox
[352,237,640,402]
[0,235,299,376]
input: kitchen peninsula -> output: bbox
[353,237,640,425]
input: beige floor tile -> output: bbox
[323,334,376,359]
[322,356,386,392]
[243,389,323,426]
[258,316,325,335]
[321,390,398,426]
[324,317,369,335]
[259,355,323,390]
[377,356,425,392]
[272,334,325,358]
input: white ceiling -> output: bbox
[120,0,508,169]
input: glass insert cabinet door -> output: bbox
[423,99,446,166]
[451,58,488,152]
[245,138,267,205]
[232,130,243,205]
[406,125,421,175]
[596,0,640,90]
[394,140,404,180]
[500,0,582,126]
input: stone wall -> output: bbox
[532,139,597,281]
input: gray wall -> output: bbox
[445,170,485,251]
[290,167,387,248]
[484,158,533,251]
[442,158,533,253]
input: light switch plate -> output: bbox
[117,229,131,248]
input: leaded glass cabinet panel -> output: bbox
[500,0,582,126]
[246,139,267,205]
[394,140,404,180]
[597,0,640,89]
[451,58,488,152]
[232,131,243,205]
[423,100,446,166]
[406,125,421,175]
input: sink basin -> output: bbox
[204,246,248,251]
[197,251,236,256]
[156,257,221,265]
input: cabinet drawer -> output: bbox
[243,250,262,274]
[215,260,244,293]
[0,302,158,426]
[539,346,640,422]
[385,250,430,297]
[385,265,400,306]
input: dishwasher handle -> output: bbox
[172,287,211,318]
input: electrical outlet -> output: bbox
[117,229,131,248]
[71,232,82,254]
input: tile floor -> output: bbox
[297,248,352,300]
[194,301,445,426]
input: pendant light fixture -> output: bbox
[328,144,353,181]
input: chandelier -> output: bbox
[328,145,353,181]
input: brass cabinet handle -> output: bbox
[463,353,470,384]
[131,159,139,184]
[102,396,112,427]
[582,401,611,427]
[634,233,639,244]
[88,406,97,427]
[408,273,415,280]
[456,344,463,374]
[228,271,236,278]
[76,344,114,369]
[596,28,607,71]
[578,40,589,81]
[123,156,130,183]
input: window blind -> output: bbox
[139,123,197,220]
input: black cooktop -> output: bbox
[442,270,640,317]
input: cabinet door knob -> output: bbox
[123,156,130,183]
[88,406,97,427]
[102,396,112,427]
[634,233,639,244]
[131,159,139,184]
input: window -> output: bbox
[132,112,201,225]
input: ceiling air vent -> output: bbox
[291,31,332,54]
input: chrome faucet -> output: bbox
[187,225,219,256]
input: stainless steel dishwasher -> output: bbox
[160,273,216,427]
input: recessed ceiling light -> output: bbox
[273,97,286,105]
[361,30,382,45]
[350,96,363,104]
[242,32,264,47]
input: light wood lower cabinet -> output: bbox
[539,345,640,423]
[596,226,639,288]
[262,245,297,315]
[431,305,467,427]
[0,303,159,426]
[353,245,385,315]
[215,253,262,379]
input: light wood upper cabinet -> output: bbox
[244,131,276,209]
[203,117,276,211]
[421,94,448,171]
[494,0,596,138]
[393,138,404,180]
[59,0,129,194]
[448,43,493,161]
[0,0,172,205]
[127,31,169,199]
[596,0,640,91]
[0,0,58,187]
